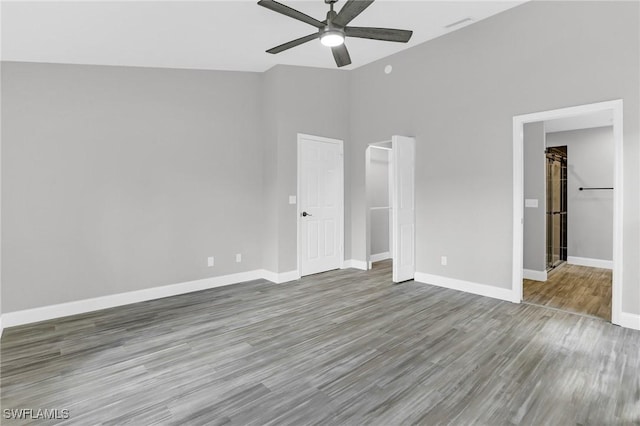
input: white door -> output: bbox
[298,134,343,276]
[392,135,416,282]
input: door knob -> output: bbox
[302,211,312,217]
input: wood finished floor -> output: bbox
[2,260,639,425]
[524,263,612,321]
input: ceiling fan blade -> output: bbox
[266,33,318,54]
[345,26,413,43]
[257,0,324,28]
[333,0,375,27]
[332,44,352,68]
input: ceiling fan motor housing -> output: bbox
[320,12,344,37]
[319,8,344,46]
[320,25,345,36]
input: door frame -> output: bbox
[297,133,345,276]
[512,99,623,325]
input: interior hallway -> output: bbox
[524,263,612,321]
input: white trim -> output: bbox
[370,252,391,263]
[342,259,368,270]
[369,145,391,151]
[365,146,371,270]
[0,317,4,338]
[567,256,613,270]
[297,133,345,277]
[512,113,524,302]
[369,140,392,150]
[2,270,265,328]
[523,269,547,282]
[261,269,301,284]
[618,312,640,331]
[415,272,517,303]
[512,99,624,326]
[611,101,624,326]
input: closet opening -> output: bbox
[366,142,392,271]
[365,136,416,283]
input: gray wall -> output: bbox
[2,1,639,318]
[547,127,614,261]
[1,62,349,312]
[2,63,265,312]
[523,122,546,272]
[348,1,639,314]
[0,62,3,322]
[367,147,391,256]
[262,65,350,273]
[261,66,280,273]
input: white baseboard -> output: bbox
[342,259,368,270]
[2,270,266,329]
[617,312,640,331]
[4,266,634,332]
[567,256,613,270]
[523,269,547,282]
[261,269,300,284]
[414,272,517,303]
[369,252,391,263]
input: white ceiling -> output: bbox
[545,110,614,134]
[1,0,525,72]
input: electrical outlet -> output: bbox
[207,256,214,267]
[236,253,242,263]
[441,256,448,266]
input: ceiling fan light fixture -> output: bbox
[320,30,345,47]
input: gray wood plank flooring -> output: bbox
[2,260,639,425]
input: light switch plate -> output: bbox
[525,199,539,208]
[289,195,296,204]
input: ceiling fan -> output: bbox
[257,0,413,68]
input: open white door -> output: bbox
[391,135,415,283]
[298,134,344,276]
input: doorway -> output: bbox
[513,100,623,324]
[366,142,392,269]
[365,135,415,283]
[297,133,344,276]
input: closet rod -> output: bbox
[579,187,613,191]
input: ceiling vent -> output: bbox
[445,17,473,29]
